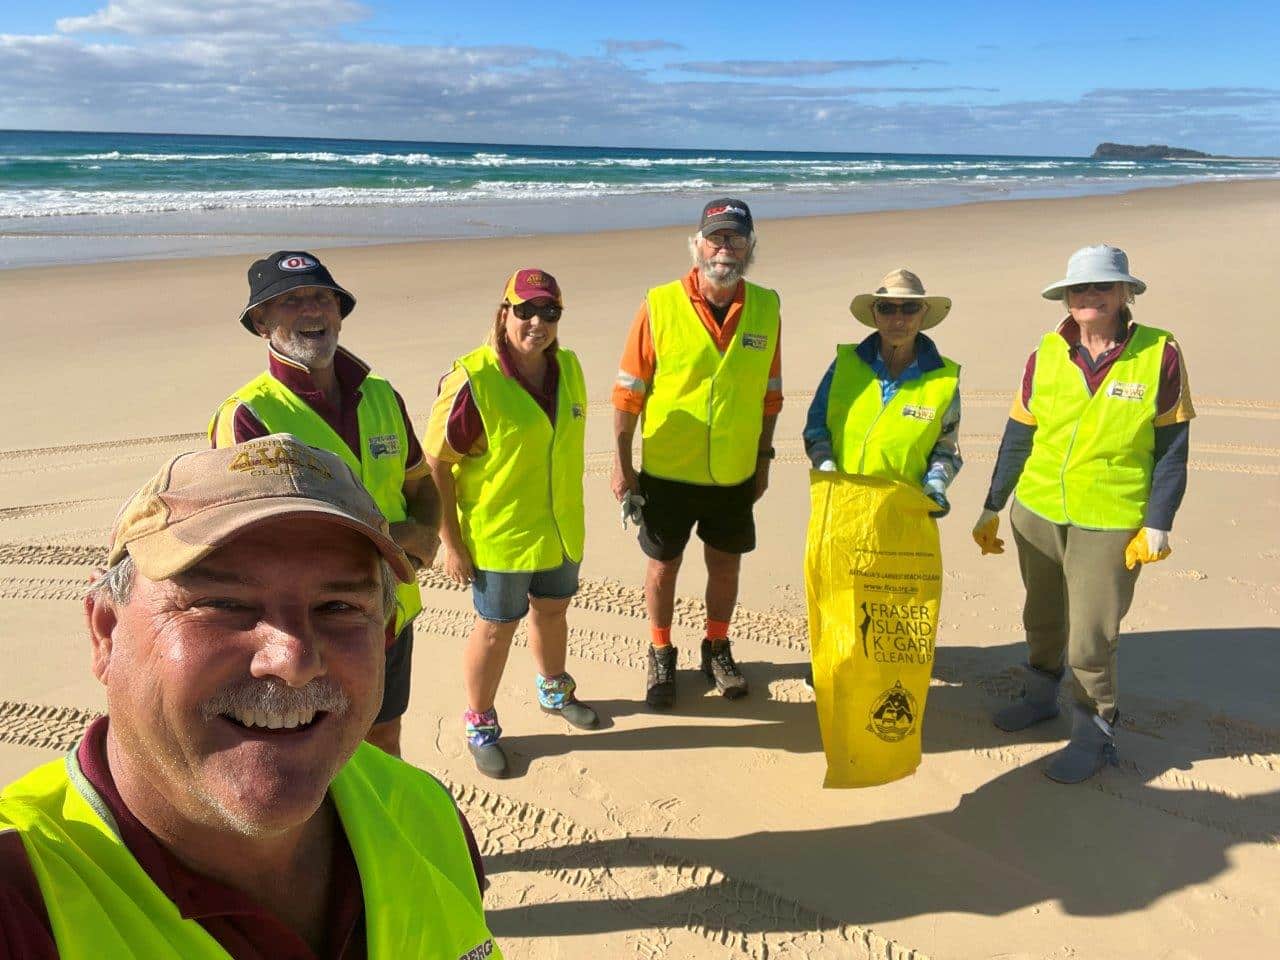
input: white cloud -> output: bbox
[56,0,367,37]
[0,10,1277,155]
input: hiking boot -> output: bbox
[1045,704,1118,784]
[701,638,748,699]
[535,672,600,729]
[645,644,678,710]
[992,665,1062,732]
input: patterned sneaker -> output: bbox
[536,672,599,729]
[464,707,508,778]
[701,638,748,699]
[645,644,678,710]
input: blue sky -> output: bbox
[2,0,1278,155]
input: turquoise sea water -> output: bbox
[3,129,1278,267]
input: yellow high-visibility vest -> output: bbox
[1015,323,1169,530]
[209,371,422,632]
[641,279,779,486]
[0,743,500,959]
[453,345,587,572]
[826,344,960,485]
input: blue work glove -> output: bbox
[924,479,950,518]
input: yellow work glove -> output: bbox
[1125,528,1171,569]
[972,508,1004,555]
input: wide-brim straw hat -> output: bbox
[1041,244,1146,300]
[850,268,951,330]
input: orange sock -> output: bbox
[650,626,672,648]
[706,619,731,642]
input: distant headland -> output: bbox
[1092,142,1212,160]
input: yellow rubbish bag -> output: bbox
[805,472,943,788]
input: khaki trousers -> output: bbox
[1009,499,1140,721]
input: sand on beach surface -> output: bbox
[2,180,1278,959]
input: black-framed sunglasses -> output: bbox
[511,302,563,322]
[703,232,751,252]
[874,300,924,316]
[1067,282,1116,294]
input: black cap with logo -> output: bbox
[699,198,754,236]
[238,251,356,333]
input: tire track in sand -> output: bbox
[0,697,928,960]
[7,543,1278,798]
[0,433,205,462]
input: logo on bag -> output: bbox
[368,434,401,459]
[858,601,872,657]
[900,404,936,422]
[741,333,769,351]
[1106,381,1147,401]
[457,940,495,960]
[572,403,585,419]
[867,680,918,743]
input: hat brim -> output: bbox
[1041,275,1146,300]
[124,498,414,585]
[850,294,952,330]
[238,280,357,333]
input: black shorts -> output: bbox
[637,472,756,561]
[375,624,414,724]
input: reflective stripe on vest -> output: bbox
[0,744,500,960]
[826,344,960,486]
[1015,323,1168,530]
[641,279,779,486]
[453,345,587,572]
[208,372,422,632]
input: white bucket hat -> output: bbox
[1041,244,1146,300]
[850,268,952,330]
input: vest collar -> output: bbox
[855,331,944,373]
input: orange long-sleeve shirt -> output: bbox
[611,267,783,416]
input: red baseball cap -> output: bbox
[503,268,563,306]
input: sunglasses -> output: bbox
[703,233,750,252]
[511,302,562,322]
[874,300,925,316]
[1067,282,1116,294]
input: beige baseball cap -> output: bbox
[107,434,414,584]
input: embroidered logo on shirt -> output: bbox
[741,333,769,351]
[1106,381,1147,401]
[368,434,401,459]
[900,404,937,422]
[458,940,496,960]
[572,403,585,419]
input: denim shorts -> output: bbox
[472,557,580,623]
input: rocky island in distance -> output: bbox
[1092,142,1212,160]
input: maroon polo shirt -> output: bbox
[213,346,426,473]
[1019,317,1183,412]
[444,341,560,456]
[0,718,486,960]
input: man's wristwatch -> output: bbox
[757,446,776,460]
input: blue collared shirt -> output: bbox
[803,331,963,489]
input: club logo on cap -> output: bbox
[525,272,545,286]
[706,204,747,218]
[229,439,334,480]
[278,254,319,272]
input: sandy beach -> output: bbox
[2,179,1278,959]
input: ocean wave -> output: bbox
[2,166,1276,218]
